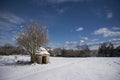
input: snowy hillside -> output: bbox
[0,55,120,80]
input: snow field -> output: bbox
[0,55,120,80]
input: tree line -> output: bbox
[49,45,91,57]
[49,42,120,57]
[98,42,120,57]
[0,42,120,57]
[0,44,27,55]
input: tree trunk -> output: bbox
[30,54,36,63]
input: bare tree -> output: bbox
[16,21,49,63]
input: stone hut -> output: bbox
[35,47,50,64]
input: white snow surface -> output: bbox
[36,47,49,55]
[0,55,120,80]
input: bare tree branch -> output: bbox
[16,21,49,63]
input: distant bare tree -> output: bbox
[16,21,49,63]
[98,42,115,57]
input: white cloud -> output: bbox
[49,43,62,49]
[87,39,100,47]
[81,37,88,40]
[64,38,120,50]
[64,41,77,46]
[0,12,24,25]
[64,41,78,49]
[80,40,84,43]
[0,11,24,42]
[79,40,85,45]
[112,27,120,30]
[109,38,120,46]
[109,38,120,43]
[76,27,84,31]
[64,40,86,50]
[107,12,113,19]
[0,12,24,32]
[0,21,15,31]
[95,9,113,19]
[87,41,100,46]
[94,28,120,37]
[91,39,99,42]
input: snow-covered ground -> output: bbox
[0,55,120,80]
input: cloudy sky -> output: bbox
[0,0,120,49]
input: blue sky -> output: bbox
[0,0,120,49]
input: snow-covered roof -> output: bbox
[36,47,50,55]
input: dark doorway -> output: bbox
[42,56,46,64]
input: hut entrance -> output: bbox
[42,56,47,64]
